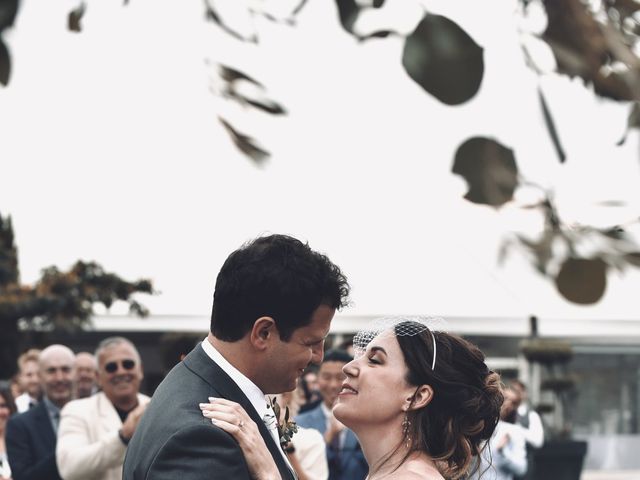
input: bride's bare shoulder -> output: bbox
[394,457,444,479]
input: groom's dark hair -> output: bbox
[211,234,350,342]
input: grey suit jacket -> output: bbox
[122,344,295,480]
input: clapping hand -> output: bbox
[200,397,280,480]
[120,398,150,441]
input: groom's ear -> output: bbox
[250,316,277,350]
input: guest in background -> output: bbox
[277,389,328,480]
[296,350,367,480]
[74,352,98,399]
[298,368,322,414]
[0,383,17,479]
[6,345,75,480]
[14,350,41,414]
[471,386,527,480]
[511,380,544,448]
[9,376,21,404]
[511,380,543,480]
[57,337,149,480]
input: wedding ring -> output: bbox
[238,420,244,429]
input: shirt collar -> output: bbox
[42,396,60,417]
[320,401,332,420]
[201,338,270,419]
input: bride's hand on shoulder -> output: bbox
[199,397,281,480]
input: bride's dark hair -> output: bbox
[393,323,502,479]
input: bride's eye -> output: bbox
[368,356,381,365]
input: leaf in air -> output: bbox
[219,65,262,87]
[218,65,287,115]
[538,87,566,163]
[452,137,519,207]
[617,102,640,146]
[334,0,392,39]
[0,0,19,30]
[335,0,361,35]
[625,252,640,267]
[402,14,484,105]
[555,257,607,304]
[68,2,86,33]
[253,0,309,24]
[205,1,257,43]
[0,40,9,87]
[219,117,270,165]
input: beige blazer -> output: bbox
[56,392,150,480]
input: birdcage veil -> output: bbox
[352,316,447,371]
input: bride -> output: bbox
[200,319,503,480]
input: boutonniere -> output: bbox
[268,396,299,447]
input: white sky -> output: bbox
[1,0,639,324]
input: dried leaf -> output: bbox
[617,102,640,145]
[205,2,257,43]
[218,65,287,115]
[0,0,19,30]
[625,252,640,267]
[402,14,484,105]
[538,87,566,163]
[0,40,9,87]
[219,117,270,164]
[335,0,392,39]
[555,257,607,304]
[451,137,518,207]
[68,2,86,33]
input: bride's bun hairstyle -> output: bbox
[396,322,503,479]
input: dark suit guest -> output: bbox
[123,234,350,480]
[6,345,75,480]
[296,350,367,480]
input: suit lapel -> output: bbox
[96,392,121,438]
[33,402,56,450]
[183,344,295,480]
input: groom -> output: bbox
[123,234,350,479]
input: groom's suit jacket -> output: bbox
[122,343,295,480]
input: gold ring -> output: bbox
[238,420,244,428]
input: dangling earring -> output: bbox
[402,413,411,449]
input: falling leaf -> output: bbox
[0,0,19,30]
[218,65,287,115]
[625,252,640,267]
[617,102,640,146]
[252,0,309,24]
[205,1,257,43]
[452,137,518,207]
[334,0,392,39]
[68,2,86,33]
[402,14,484,105]
[555,257,607,304]
[219,117,270,165]
[0,40,9,86]
[538,87,566,163]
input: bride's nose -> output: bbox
[342,358,358,377]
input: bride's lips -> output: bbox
[338,382,358,396]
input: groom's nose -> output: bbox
[311,342,324,365]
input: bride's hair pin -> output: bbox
[352,316,446,371]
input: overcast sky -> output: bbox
[2,0,639,324]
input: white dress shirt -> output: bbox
[516,403,544,448]
[201,339,294,470]
[15,392,37,414]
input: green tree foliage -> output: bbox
[0,212,153,378]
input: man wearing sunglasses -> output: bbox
[57,337,150,480]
